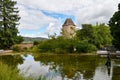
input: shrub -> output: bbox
[86,43,97,53]
[31,36,97,53]
[54,48,67,54]
[12,45,21,52]
[76,41,97,53]
[33,41,40,45]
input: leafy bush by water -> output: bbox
[31,36,97,53]
[76,41,97,53]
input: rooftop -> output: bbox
[62,18,75,26]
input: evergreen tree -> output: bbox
[109,3,120,49]
[0,0,21,49]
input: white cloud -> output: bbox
[45,19,62,35]
[14,0,120,37]
[46,23,55,34]
[18,5,59,30]
[75,0,120,28]
[15,0,119,14]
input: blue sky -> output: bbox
[15,0,120,38]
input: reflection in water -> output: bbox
[93,65,113,80]
[0,54,120,80]
[18,55,49,78]
[112,66,120,80]
[0,55,23,68]
[18,55,62,80]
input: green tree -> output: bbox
[109,3,120,49]
[76,24,112,48]
[93,24,112,48]
[15,35,23,44]
[0,0,21,49]
[76,24,94,43]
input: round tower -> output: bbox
[62,18,76,38]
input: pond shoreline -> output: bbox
[0,50,13,56]
[0,51,97,56]
[36,52,97,56]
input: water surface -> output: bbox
[0,54,120,80]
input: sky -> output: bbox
[14,0,120,38]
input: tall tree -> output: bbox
[93,24,112,48]
[76,24,94,43]
[0,0,21,49]
[76,24,112,48]
[109,3,120,49]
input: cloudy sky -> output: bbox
[15,0,120,38]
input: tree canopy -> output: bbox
[93,24,112,48]
[109,3,120,50]
[76,24,94,43]
[76,23,112,48]
[0,0,23,49]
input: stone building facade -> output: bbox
[62,18,76,38]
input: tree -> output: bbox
[76,24,112,48]
[76,24,94,43]
[0,0,21,49]
[15,35,24,44]
[109,3,120,49]
[93,24,112,48]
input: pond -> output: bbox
[0,53,120,80]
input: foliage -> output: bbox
[93,24,112,48]
[36,37,70,53]
[32,35,96,53]
[76,24,94,43]
[12,45,21,52]
[15,35,24,44]
[33,41,40,45]
[0,0,22,49]
[76,40,97,53]
[31,23,112,53]
[0,61,45,80]
[0,61,24,80]
[109,3,120,50]
[76,23,112,48]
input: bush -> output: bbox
[86,44,97,53]
[76,41,97,53]
[37,40,53,52]
[12,45,21,52]
[31,36,97,54]
[33,41,40,45]
[54,48,67,54]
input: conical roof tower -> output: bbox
[62,18,75,26]
[62,18,76,38]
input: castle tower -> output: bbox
[62,18,76,38]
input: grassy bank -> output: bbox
[0,61,25,80]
